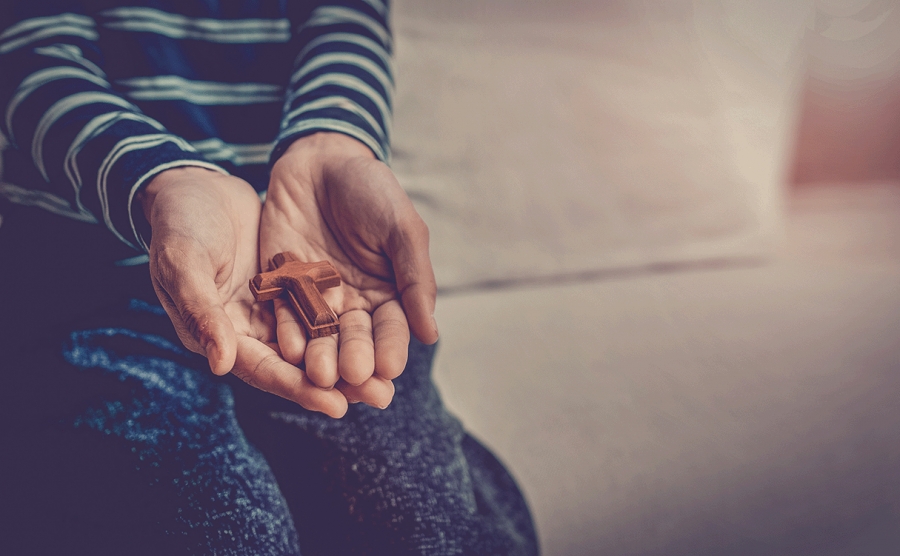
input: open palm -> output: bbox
[260,133,438,405]
[142,167,348,417]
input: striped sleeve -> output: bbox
[0,2,226,252]
[274,0,393,163]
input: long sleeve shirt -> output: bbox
[0,0,393,253]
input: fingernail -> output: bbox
[431,315,439,337]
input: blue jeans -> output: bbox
[0,207,538,555]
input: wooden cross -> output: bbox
[249,252,341,338]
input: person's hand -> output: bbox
[261,132,439,409]
[139,166,349,417]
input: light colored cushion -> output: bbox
[431,182,900,554]
[391,0,814,289]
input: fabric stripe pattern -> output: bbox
[0,0,393,252]
[101,7,291,43]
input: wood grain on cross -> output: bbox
[249,252,341,338]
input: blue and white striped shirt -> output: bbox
[0,0,393,252]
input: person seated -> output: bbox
[0,1,539,553]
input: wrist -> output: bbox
[283,131,375,158]
[133,166,226,250]
[269,131,378,194]
[138,166,224,223]
[276,132,376,177]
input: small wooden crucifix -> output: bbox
[249,252,341,338]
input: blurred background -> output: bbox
[390,0,900,554]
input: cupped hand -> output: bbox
[261,132,439,409]
[140,166,348,417]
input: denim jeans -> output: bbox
[0,206,539,555]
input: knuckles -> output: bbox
[373,316,409,340]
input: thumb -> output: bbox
[150,247,238,375]
[386,216,439,345]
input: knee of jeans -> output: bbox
[398,336,438,384]
[63,326,231,444]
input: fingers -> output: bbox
[338,310,375,386]
[386,216,439,345]
[274,297,307,365]
[305,334,339,388]
[150,248,237,375]
[290,307,405,411]
[372,301,409,380]
[191,303,236,376]
[232,335,348,418]
[336,375,395,409]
